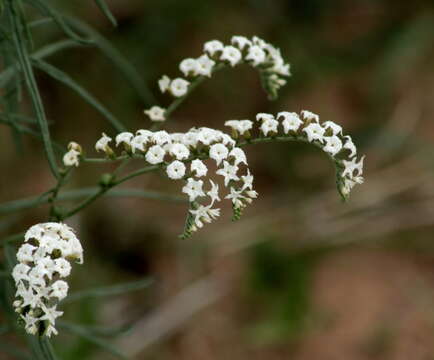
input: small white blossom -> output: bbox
[260,118,279,136]
[256,113,275,122]
[301,110,319,122]
[169,143,190,160]
[229,147,247,165]
[115,132,134,147]
[95,133,112,154]
[170,78,190,97]
[278,112,303,133]
[166,160,186,180]
[225,187,247,208]
[63,149,80,167]
[53,258,71,278]
[179,58,199,77]
[131,135,148,153]
[182,178,205,202]
[220,46,242,66]
[16,244,36,263]
[144,106,166,122]
[191,159,208,177]
[343,135,357,158]
[342,155,365,178]
[207,180,220,204]
[50,280,68,301]
[231,36,252,50]
[323,135,343,157]
[225,120,253,135]
[203,40,224,56]
[152,130,171,146]
[196,54,215,77]
[245,45,266,66]
[216,160,239,186]
[145,145,166,164]
[209,143,229,166]
[241,169,254,190]
[303,123,325,143]
[158,75,171,93]
[323,121,342,135]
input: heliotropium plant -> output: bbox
[0,0,364,358]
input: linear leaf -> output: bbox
[23,0,92,44]
[33,59,126,132]
[58,321,129,360]
[66,17,156,105]
[94,0,118,27]
[7,0,59,178]
[0,39,80,88]
[64,277,153,303]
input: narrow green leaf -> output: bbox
[58,321,129,360]
[64,277,153,303]
[33,59,126,132]
[0,39,80,88]
[66,16,156,105]
[7,0,59,178]
[94,0,118,27]
[23,0,92,44]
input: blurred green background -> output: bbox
[2,0,434,359]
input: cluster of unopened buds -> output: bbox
[12,223,83,337]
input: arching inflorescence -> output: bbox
[62,35,364,238]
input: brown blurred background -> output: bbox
[2,0,434,359]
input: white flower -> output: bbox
[256,113,275,122]
[323,135,343,157]
[196,54,215,77]
[208,180,220,204]
[301,110,319,122]
[51,280,68,301]
[53,258,71,278]
[25,224,43,242]
[183,131,199,147]
[169,143,190,160]
[37,258,55,280]
[166,160,186,180]
[191,159,208,177]
[216,161,239,186]
[197,128,218,145]
[260,118,279,136]
[278,112,303,133]
[115,132,134,147]
[170,78,190,97]
[343,135,357,158]
[144,106,166,122]
[231,35,252,50]
[179,58,199,77]
[245,45,266,66]
[229,147,247,165]
[131,134,148,153]
[152,130,171,146]
[158,75,171,93]
[190,204,220,229]
[220,46,242,66]
[203,40,224,56]
[182,178,205,202]
[252,36,267,48]
[28,267,46,287]
[16,244,36,263]
[145,145,166,164]
[209,143,229,166]
[303,123,325,142]
[323,121,342,135]
[225,120,253,135]
[241,169,254,190]
[342,155,365,178]
[95,133,112,153]
[225,187,247,208]
[63,149,80,167]
[12,263,30,283]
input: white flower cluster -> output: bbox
[12,223,83,337]
[229,110,363,199]
[144,35,291,122]
[94,127,257,236]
